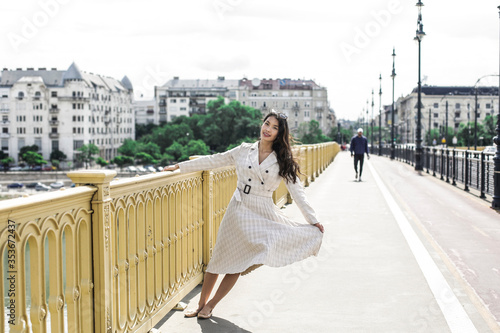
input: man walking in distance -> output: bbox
[350,128,370,181]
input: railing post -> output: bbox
[202,170,214,268]
[440,149,445,181]
[480,152,486,199]
[432,148,437,177]
[67,170,117,333]
[452,149,457,186]
[464,150,470,192]
[446,149,450,183]
[426,147,430,174]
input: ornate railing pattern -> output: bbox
[1,142,339,333]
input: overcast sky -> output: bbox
[1,0,499,120]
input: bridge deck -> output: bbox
[157,152,500,333]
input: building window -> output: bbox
[51,91,57,97]
[433,113,438,118]
[2,128,8,134]
[455,112,460,118]
[17,92,24,99]
[1,139,8,151]
[433,122,438,128]
[486,103,492,109]
[433,103,439,108]
[73,140,84,150]
[51,127,57,134]
[52,140,59,151]
[455,103,460,109]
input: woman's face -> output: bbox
[261,116,279,143]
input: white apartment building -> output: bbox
[394,86,498,144]
[0,63,135,165]
[134,99,156,125]
[154,77,335,135]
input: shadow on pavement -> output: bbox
[198,316,252,333]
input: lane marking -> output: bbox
[367,162,478,333]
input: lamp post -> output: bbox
[371,89,374,148]
[492,5,500,209]
[391,47,396,159]
[414,0,425,171]
[439,94,451,147]
[379,73,382,156]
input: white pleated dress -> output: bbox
[178,141,323,275]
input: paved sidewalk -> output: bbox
[156,152,499,333]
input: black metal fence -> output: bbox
[373,145,495,199]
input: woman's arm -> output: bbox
[285,178,324,232]
[163,145,241,173]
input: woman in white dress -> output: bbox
[163,110,324,319]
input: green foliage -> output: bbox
[135,152,158,165]
[298,120,331,144]
[50,149,67,162]
[482,115,495,145]
[328,126,353,144]
[76,144,100,169]
[96,157,109,167]
[135,123,158,140]
[111,155,134,169]
[117,97,262,162]
[22,151,47,167]
[19,145,39,161]
[164,141,185,161]
[1,157,14,171]
[204,98,262,151]
[138,142,161,159]
[118,139,138,157]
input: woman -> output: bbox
[163,110,324,319]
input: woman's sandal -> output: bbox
[197,309,213,319]
[184,308,202,318]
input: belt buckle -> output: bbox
[243,185,251,194]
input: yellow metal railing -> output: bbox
[0,141,339,333]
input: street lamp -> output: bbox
[379,73,382,156]
[371,89,375,148]
[414,0,425,171]
[493,5,500,209]
[391,47,396,159]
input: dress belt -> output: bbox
[234,182,273,202]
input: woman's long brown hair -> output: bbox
[263,111,301,184]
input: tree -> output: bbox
[50,149,66,170]
[483,115,495,145]
[96,157,109,168]
[135,123,158,140]
[111,155,134,170]
[164,141,185,161]
[203,97,262,152]
[298,120,331,144]
[118,139,138,157]
[19,145,39,162]
[183,140,210,159]
[137,142,161,160]
[76,144,100,169]
[22,151,47,167]
[0,156,14,172]
[135,152,158,165]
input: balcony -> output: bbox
[49,108,59,113]
[292,106,300,112]
[49,132,59,138]
[0,108,9,113]
[315,107,324,112]
[59,96,89,101]
[1,133,10,138]
[1,120,10,125]
[49,120,59,126]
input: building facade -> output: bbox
[0,63,135,166]
[380,86,498,144]
[154,77,335,135]
[133,99,157,125]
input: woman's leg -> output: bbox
[199,273,240,316]
[185,273,218,316]
[198,272,219,309]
